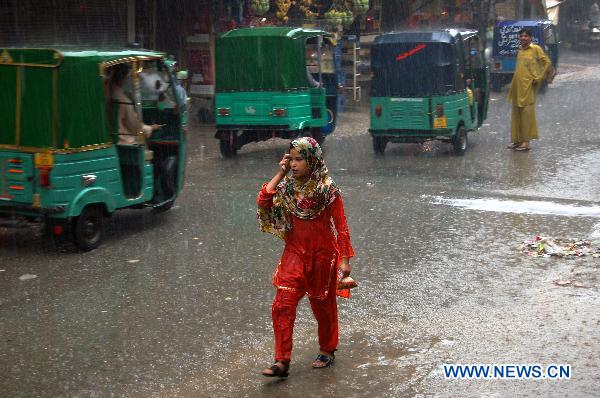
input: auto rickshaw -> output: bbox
[0,48,187,250]
[369,29,489,155]
[214,27,342,157]
[490,20,558,91]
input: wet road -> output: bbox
[1,49,599,397]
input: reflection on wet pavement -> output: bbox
[431,196,600,217]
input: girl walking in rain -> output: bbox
[257,137,356,378]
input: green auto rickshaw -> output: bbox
[0,48,187,250]
[215,27,342,157]
[369,29,490,155]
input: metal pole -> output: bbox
[128,0,135,43]
[318,35,323,87]
[152,0,157,49]
[518,0,525,19]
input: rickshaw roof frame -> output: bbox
[495,19,554,28]
[0,47,165,69]
[373,29,479,46]
[218,26,333,41]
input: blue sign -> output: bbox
[492,20,549,57]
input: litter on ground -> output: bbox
[521,236,600,258]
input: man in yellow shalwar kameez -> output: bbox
[507,28,551,151]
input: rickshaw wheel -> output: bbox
[372,137,387,154]
[452,126,468,156]
[219,138,237,157]
[73,205,104,251]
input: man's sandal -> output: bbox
[262,361,289,378]
[506,143,520,149]
[312,352,335,369]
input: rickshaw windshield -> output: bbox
[371,41,457,97]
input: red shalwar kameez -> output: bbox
[257,184,355,363]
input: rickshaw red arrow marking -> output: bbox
[396,43,426,61]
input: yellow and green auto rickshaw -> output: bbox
[0,48,187,250]
[214,27,343,157]
[369,29,490,155]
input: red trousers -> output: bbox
[272,281,338,363]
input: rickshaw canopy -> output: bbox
[0,48,163,150]
[216,27,332,92]
[371,30,468,97]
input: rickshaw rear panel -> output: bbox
[215,91,326,130]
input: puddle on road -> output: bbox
[430,196,600,218]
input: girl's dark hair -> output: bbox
[519,28,533,37]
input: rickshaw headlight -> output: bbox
[375,105,382,117]
[435,104,444,117]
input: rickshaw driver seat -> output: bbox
[107,63,159,199]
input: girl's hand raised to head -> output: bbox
[265,154,291,192]
[278,154,291,175]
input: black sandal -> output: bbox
[312,351,335,368]
[262,361,289,378]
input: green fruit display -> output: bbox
[250,0,269,15]
[352,0,369,14]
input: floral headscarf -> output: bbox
[258,137,340,239]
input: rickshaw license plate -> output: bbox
[34,152,54,167]
[433,117,447,129]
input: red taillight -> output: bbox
[273,108,286,117]
[375,105,382,117]
[435,104,444,117]
[52,225,64,236]
[38,165,52,187]
[218,108,230,116]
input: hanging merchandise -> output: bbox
[341,11,354,28]
[250,0,270,16]
[275,0,293,23]
[351,0,369,15]
[296,0,319,19]
[324,9,343,27]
